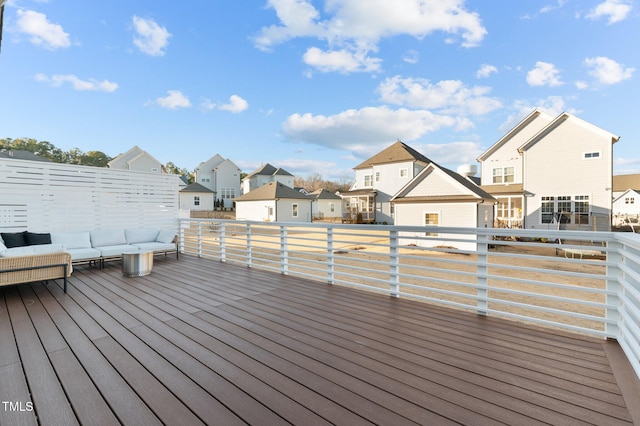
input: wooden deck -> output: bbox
[1,255,639,426]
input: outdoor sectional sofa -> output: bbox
[0,229,178,289]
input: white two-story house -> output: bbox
[108,145,164,173]
[478,109,620,231]
[193,154,241,209]
[241,163,294,194]
[339,140,432,224]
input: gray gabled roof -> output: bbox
[234,182,313,202]
[392,162,495,202]
[244,163,293,179]
[354,140,433,170]
[180,182,215,193]
[310,188,341,200]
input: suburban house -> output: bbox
[478,109,620,231]
[339,141,433,224]
[392,163,495,250]
[242,163,294,194]
[108,145,164,173]
[0,150,50,162]
[179,182,215,211]
[193,154,241,209]
[310,188,343,221]
[612,174,640,227]
[234,182,313,222]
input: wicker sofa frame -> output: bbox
[0,252,72,293]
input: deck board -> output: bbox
[0,254,638,425]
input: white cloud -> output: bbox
[584,56,634,85]
[219,95,249,113]
[302,47,381,73]
[377,76,502,116]
[153,90,191,109]
[476,64,498,79]
[402,50,419,64]
[132,16,171,56]
[282,106,467,150]
[35,74,118,92]
[526,61,563,87]
[585,0,632,24]
[501,96,574,132]
[255,0,487,73]
[16,9,70,50]
[540,0,567,14]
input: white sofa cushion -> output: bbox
[98,245,138,257]
[1,244,65,257]
[0,240,6,256]
[51,231,92,249]
[125,228,159,244]
[65,247,102,261]
[91,229,127,248]
[156,229,176,244]
[131,242,175,252]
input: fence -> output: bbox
[179,218,640,380]
[0,158,180,232]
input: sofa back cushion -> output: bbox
[125,229,159,244]
[1,232,27,248]
[25,232,52,245]
[156,229,177,244]
[90,229,127,247]
[51,232,92,249]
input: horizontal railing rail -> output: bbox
[179,218,640,380]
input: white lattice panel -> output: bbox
[0,159,180,233]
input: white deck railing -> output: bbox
[179,218,640,380]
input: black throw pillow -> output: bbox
[1,232,28,248]
[26,232,52,246]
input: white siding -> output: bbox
[0,159,179,233]
[480,113,552,185]
[236,200,276,221]
[275,199,312,222]
[179,192,215,211]
[523,118,613,231]
[394,202,479,251]
[313,199,342,219]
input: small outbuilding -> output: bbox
[179,182,215,211]
[234,182,313,222]
[310,188,343,221]
[392,163,495,251]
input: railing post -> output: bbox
[246,223,252,268]
[606,238,622,338]
[327,227,334,284]
[280,225,288,275]
[197,221,202,258]
[390,230,399,297]
[220,222,226,262]
[477,232,488,315]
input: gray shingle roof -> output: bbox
[234,182,313,201]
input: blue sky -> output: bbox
[1,0,638,180]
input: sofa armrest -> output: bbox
[0,252,72,293]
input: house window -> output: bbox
[541,196,554,223]
[375,172,380,182]
[221,188,235,199]
[268,207,274,216]
[399,168,408,178]
[584,152,601,159]
[151,167,159,172]
[424,213,439,236]
[625,197,635,204]
[194,196,200,206]
[574,195,590,224]
[364,175,373,187]
[492,167,515,184]
[330,203,335,212]
[541,195,590,225]
[557,196,571,223]
[292,203,298,217]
